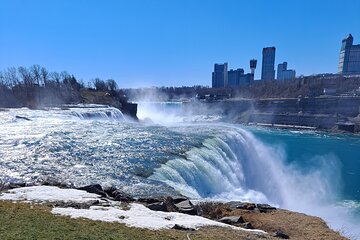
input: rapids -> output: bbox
[0,103,359,238]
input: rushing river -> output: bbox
[0,103,359,238]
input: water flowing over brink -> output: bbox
[1,104,360,238]
[149,126,360,237]
[150,126,335,206]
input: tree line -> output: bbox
[0,64,121,108]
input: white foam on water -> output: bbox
[149,125,360,239]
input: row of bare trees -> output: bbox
[0,64,125,108]
[0,65,86,108]
[0,64,82,90]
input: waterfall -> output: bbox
[149,126,359,237]
[71,107,125,121]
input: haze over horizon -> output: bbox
[1,0,360,88]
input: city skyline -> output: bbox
[1,0,360,88]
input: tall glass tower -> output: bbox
[338,34,360,75]
[261,47,276,81]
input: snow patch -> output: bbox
[52,203,264,233]
[0,186,265,234]
[0,186,101,203]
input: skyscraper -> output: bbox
[261,47,276,81]
[228,68,244,87]
[277,62,296,81]
[212,63,228,88]
[338,34,360,75]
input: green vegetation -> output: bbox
[0,201,181,240]
[0,201,261,240]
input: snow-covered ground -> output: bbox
[0,186,265,233]
[0,186,102,203]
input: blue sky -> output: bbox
[1,0,360,87]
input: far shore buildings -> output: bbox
[338,34,360,75]
[277,62,296,81]
[212,63,228,88]
[212,60,256,88]
[261,47,276,81]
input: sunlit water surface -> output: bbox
[0,104,359,238]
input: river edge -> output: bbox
[0,184,347,239]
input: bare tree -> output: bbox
[5,67,19,87]
[18,66,33,86]
[50,71,61,84]
[30,64,42,86]
[106,79,118,92]
[41,67,49,87]
[93,78,107,91]
[0,71,4,87]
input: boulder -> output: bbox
[112,190,134,202]
[147,202,168,212]
[78,184,107,198]
[272,231,289,239]
[240,222,253,229]
[174,199,198,215]
[172,224,195,231]
[138,197,162,204]
[172,196,189,204]
[103,186,118,198]
[257,203,277,213]
[236,202,256,210]
[219,216,245,225]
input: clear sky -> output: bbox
[1,0,360,88]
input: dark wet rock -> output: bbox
[257,204,277,213]
[113,190,134,202]
[15,115,31,121]
[219,216,245,225]
[103,186,118,198]
[172,196,189,204]
[172,224,195,231]
[174,199,198,215]
[272,231,289,239]
[138,197,162,204]
[147,202,168,212]
[236,202,256,210]
[78,184,107,198]
[240,222,254,229]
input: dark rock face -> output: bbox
[112,190,134,202]
[78,184,107,198]
[103,186,118,198]
[172,224,195,231]
[272,231,289,239]
[219,216,245,225]
[140,196,198,215]
[236,202,256,210]
[257,204,277,213]
[121,102,138,120]
[137,197,162,204]
[172,196,189,204]
[147,202,168,212]
[174,199,198,215]
[240,222,253,229]
[15,115,31,121]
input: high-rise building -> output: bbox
[228,68,244,87]
[338,34,360,75]
[261,47,276,81]
[277,62,296,81]
[212,63,228,88]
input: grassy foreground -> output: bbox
[0,201,268,240]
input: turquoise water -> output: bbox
[251,127,360,203]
